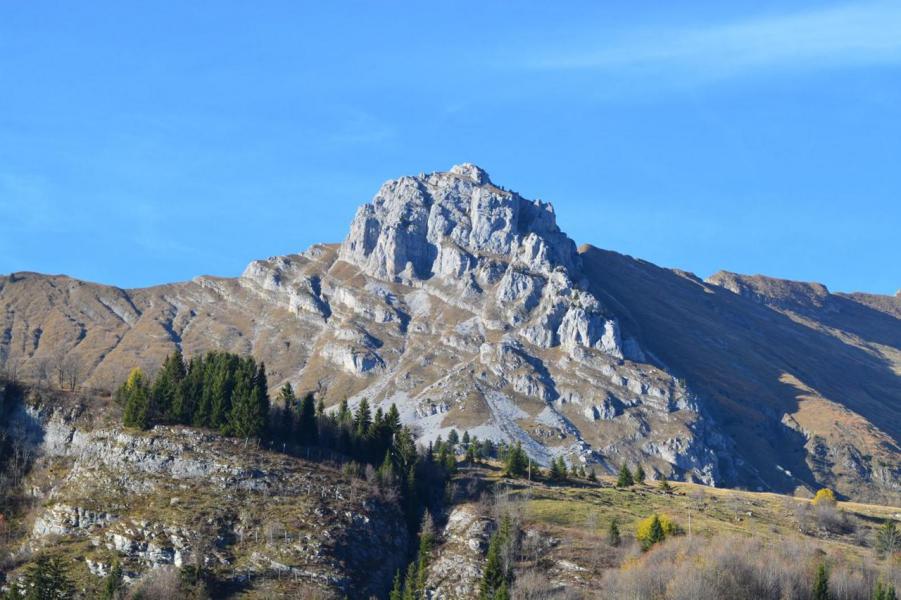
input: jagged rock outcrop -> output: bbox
[338,163,621,359]
[423,504,493,599]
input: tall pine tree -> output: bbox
[297,393,318,446]
[122,368,151,430]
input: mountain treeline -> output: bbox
[116,351,450,530]
[117,351,269,439]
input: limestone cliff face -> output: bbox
[8,396,407,597]
[337,163,619,357]
[1,164,899,500]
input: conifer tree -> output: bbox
[643,515,665,550]
[415,514,435,596]
[480,530,506,599]
[465,443,477,465]
[608,519,621,546]
[439,444,456,474]
[550,457,567,482]
[876,520,899,557]
[122,369,151,430]
[24,555,75,600]
[209,357,234,430]
[297,393,318,446]
[101,560,123,600]
[278,382,296,410]
[229,360,269,440]
[480,516,513,599]
[354,398,372,437]
[616,463,635,487]
[150,351,187,423]
[4,583,24,600]
[402,562,417,600]
[480,439,494,460]
[386,403,401,435]
[659,476,673,493]
[588,467,598,483]
[496,580,510,600]
[812,562,829,600]
[378,450,396,485]
[389,570,402,600]
[634,464,646,484]
[338,398,351,424]
[504,442,528,478]
[874,581,898,600]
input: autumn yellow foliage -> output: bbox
[813,488,837,506]
[636,513,680,544]
[125,367,145,391]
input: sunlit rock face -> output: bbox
[339,163,622,359]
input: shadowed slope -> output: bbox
[580,245,900,501]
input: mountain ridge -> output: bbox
[1,164,898,502]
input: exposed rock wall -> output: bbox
[11,402,408,597]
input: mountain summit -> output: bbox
[0,164,898,501]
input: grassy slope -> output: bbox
[464,464,900,593]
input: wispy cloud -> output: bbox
[525,2,901,81]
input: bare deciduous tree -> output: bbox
[55,355,79,391]
[33,357,51,388]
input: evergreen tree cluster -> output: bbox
[503,442,529,478]
[389,516,436,600]
[615,462,646,488]
[4,555,75,600]
[117,354,453,536]
[118,351,270,440]
[270,395,451,531]
[549,456,568,482]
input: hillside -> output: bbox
[0,164,898,504]
[0,384,407,598]
[428,468,901,598]
[580,247,901,503]
[2,380,898,599]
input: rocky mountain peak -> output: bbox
[449,162,491,184]
[338,164,579,284]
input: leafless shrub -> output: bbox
[32,357,51,388]
[815,503,853,535]
[600,534,893,600]
[689,488,707,510]
[54,355,80,391]
[0,357,20,384]
[264,520,286,545]
[342,461,364,479]
[513,568,583,599]
[829,562,877,600]
[127,566,185,599]
[797,501,854,536]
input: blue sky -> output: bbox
[1,2,899,294]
